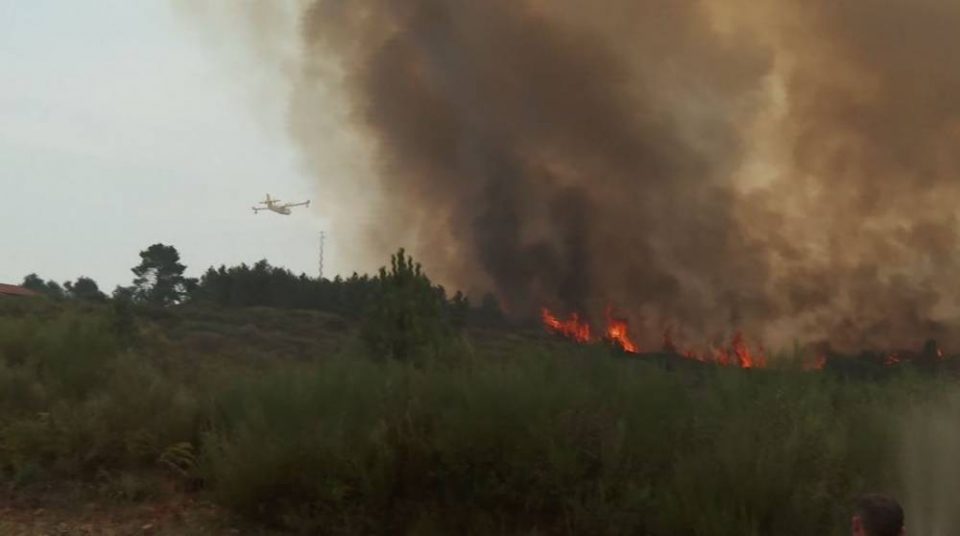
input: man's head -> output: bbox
[852,494,904,536]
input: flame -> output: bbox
[664,330,767,369]
[541,307,639,353]
[710,347,730,367]
[541,307,771,368]
[606,319,639,353]
[730,333,747,367]
[730,332,766,369]
[605,307,639,353]
[541,308,592,343]
[542,308,950,371]
[804,354,827,371]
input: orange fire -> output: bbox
[541,307,771,368]
[541,308,954,371]
[541,308,592,343]
[804,354,827,371]
[606,319,639,353]
[730,332,766,369]
[658,329,768,368]
[541,307,639,353]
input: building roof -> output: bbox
[0,283,40,297]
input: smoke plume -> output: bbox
[184,0,960,351]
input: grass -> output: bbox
[199,353,911,535]
[0,299,953,534]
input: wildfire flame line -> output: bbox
[541,307,640,354]
[542,307,950,371]
[542,307,768,369]
[540,309,592,344]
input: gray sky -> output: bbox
[0,0,343,291]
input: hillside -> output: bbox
[0,298,954,534]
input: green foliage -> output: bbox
[110,292,138,345]
[199,350,922,535]
[21,273,64,299]
[158,441,198,480]
[449,290,470,329]
[192,260,378,318]
[64,276,107,302]
[130,244,196,306]
[360,249,460,362]
[0,307,200,482]
[22,274,108,303]
[190,255,495,335]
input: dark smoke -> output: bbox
[185,0,960,351]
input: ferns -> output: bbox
[158,441,198,480]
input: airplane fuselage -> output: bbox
[252,195,309,215]
[254,204,291,215]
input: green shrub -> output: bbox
[0,308,201,481]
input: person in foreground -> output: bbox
[852,493,905,536]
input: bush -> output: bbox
[0,308,201,483]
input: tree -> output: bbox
[449,290,470,329]
[474,292,507,327]
[360,249,457,362]
[64,276,107,302]
[130,244,196,306]
[190,261,379,316]
[21,273,45,293]
[112,285,136,302]
[111,287,138,344]
[21,273,64,299]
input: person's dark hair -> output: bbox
[854,494,904,536]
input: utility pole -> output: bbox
[318,231,326,281]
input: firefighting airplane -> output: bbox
[252,194,311,215]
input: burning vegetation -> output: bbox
[542,306,959,375]
[542,306,766,368]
